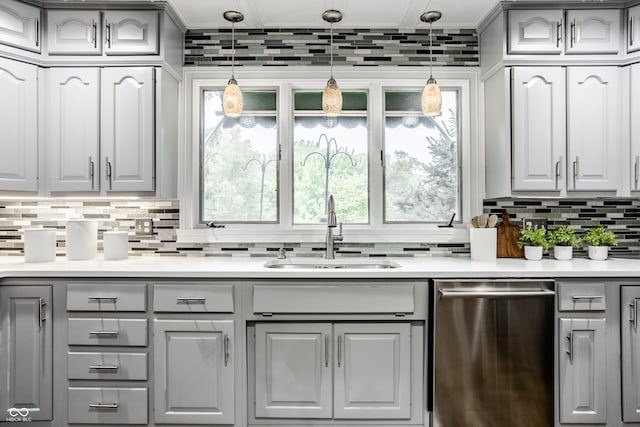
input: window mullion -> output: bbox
[368,83,384,228]
[279,82,293,228]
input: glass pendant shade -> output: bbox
[223,77,243,117]
[421,77,441,116]
[322,77,342,117]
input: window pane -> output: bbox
[384,90,459,222]
[201,89,278,223]
[293,91,369,224]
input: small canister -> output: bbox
[66,220,98,260]
[103,231,129,260]
[24,228,57,263]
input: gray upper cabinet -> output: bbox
[622,286,640,422]
[508,10,564,54]
[629,5,640,53]
[558,317,607,424]
[632,63,640,192]
[0,0,40,53]
[566,9,620,54]
[47,10,101,55]
[0,286,52,421]
[104,11,159,55]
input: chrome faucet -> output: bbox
[325,195,343,259]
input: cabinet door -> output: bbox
[255,323,332,419]
[104,11,158,55]
[333,323,411,419]
[0,286,52,421]
[512,67,566,191]
[559,318,606,424]
[154,320,234,424]
[508,10,563,54]
[632,64,640,192]
[622,287,640,421]
[567,67,620,191]
[0,58,38,191]
[566,9,620,54]
[47,68,100,191]
[47,10,101,55]
[0,0,40,52]
[101,67,155,192]
[629,5,640,53]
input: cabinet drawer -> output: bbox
[558,282,606,311]
[68,387,147,424]
[153,284,234,312]
[253,284,414,314]
[67,284,146,312]
[68,318,147,346]
[67,352,147,380]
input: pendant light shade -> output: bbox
[223,11,244,117]
[420,11,442,116]
[322,10,343,116]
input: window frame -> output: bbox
[179,67,482,243]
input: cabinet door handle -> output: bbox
[556,21,562,47]
[88,403,118,409]
[570,19,576,47]
[89,330,119,336]
[35,17,40,47]
[105,22,111,48]
[89,157,95,190]
[38,298,46,329]
[337,335,342,368]
[224,334,230,367]
[631,16,634,47]
[631,299,639,329]
[566,331,574,363]
[324,335,329,368]
[105,157,112,190]
[555,159,562,190]
[175,297,206,303]
[635,156,639,189]
[88,365,119,371]
[92,20,97,48]
[88,296,117,301]
[572,157,579,188]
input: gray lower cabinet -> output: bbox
[0,285,52,421]
[154,319,234,424]
[622,286,640,422]
[559,317,607,424]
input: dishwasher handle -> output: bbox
[438,288,555,299]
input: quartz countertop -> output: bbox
[0,256,639,279]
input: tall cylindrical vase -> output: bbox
[66,220,97,260]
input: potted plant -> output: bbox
[517,225,549,261]
[581,226,618,260]
[547,226,579,261]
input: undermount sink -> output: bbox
[263,259,401,269]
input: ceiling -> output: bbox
[167,0,501,30]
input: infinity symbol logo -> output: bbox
[8,408,29,417]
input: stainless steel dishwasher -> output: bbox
[433,279,555,427]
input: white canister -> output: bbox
[23,228,57,263]
[469,228,497,261]
[103,231,129,260]
[66,220,98,260]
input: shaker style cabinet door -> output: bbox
[512,67,566,191]
[622,287,640,422]
[103,11,158,55]
[558,318,606,424]
[566,67,620,191]
[0,0,40,52]
[47,68,100,191]
[255,323,333,419]
[154,320,234,424]
[508,10,564,54]
[631,64,640,192]
[0,286,52,421]
[566,9,621,54]
[0,58,38,191]
[333,323,411,420]
[629,5,640,53]
[46,10,101,55]
[100,67,155,192]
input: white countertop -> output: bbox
[0,256,639,279]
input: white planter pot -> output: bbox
[524,245,543,261]
[588,245,608,261]
[553,246,573,261]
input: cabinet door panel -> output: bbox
[0,58,38,191]
[512,67,566,191]
[566,9,620,54]
[334,323,411,419]
[104,11,158,55]
[47,10,101,55]
[622,287,640,421]
[154,320,234,424]
[508,10,563,54]
[0,286,52,421]
[631,64,640,192]
[101,67,154,191]
[0,0,40,52]
[47,68,100,191]
[255,323,332,419]
[567,67,620,191]
[559,318,606,423]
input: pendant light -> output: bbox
[322,9,343,117]
[223,10,244,117]
[420,11,442,116]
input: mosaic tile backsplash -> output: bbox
[1,198,639,258]
[184,28,478,67]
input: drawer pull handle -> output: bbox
[89,331,119,336]
[571,295,603,300]
[88,296,118,301]
[88,365,119,371]
[176,297,206,303]
[88,403,119,409]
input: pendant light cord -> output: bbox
[330,22,334,79]
[231,21,236,79]
[429,20,433,79]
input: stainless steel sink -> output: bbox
[263,259,400,269]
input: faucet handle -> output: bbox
[335,223,344,241]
